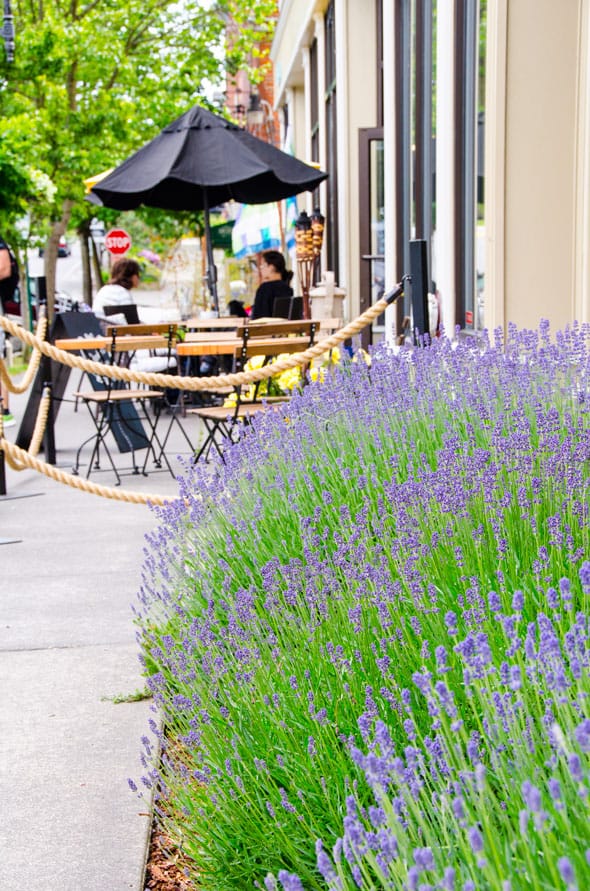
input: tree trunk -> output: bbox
[90,237,104,302]
[43,199,74,318]
[78,221,92,306]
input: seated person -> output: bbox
[93,258,141,326]
[251,250,293,320]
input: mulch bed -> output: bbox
[144,821,193,891]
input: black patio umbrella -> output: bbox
[88,104,328,312]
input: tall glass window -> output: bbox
[325,1,339,277]
[455,0,487,330]
[394,0,435,323]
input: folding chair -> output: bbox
[272,295,304,320]
[103,303,141,325]
[71,334,172,484]
[188,319,317,464]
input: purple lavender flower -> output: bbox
[407,865,421,889]
[316,839,340,886]
[509,665,522,690]
[548,778,563,808]
[452,796,465,820]
[522,780,542,813]
[568,753,584,782]
[277,870,304,891]
[468,826,484,854]
[546,587,560,610]
[351,865,363,888]
[435,645,450,673]
[557,857,576,886]
[413,847,434,871]
[579,562,590,589]
[488,591,501,612]
[442,867,456,890]
[574,718,590,752]
[512,590,524,611]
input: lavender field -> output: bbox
[134,322,590,890]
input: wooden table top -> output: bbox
[54,334,171,352]
[176,335,312,358]
[184,316,245,331]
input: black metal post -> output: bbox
[409,239,430,342]
[42,373,56,465]
[202,190,219,315]
[0,439,6,495]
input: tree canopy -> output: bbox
[0,0,277,304]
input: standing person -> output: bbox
[93,257,141,321]
[251,250,294,320]
[0,236,16,427]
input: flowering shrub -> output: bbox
[224,346,343,404]
[134,321,590,890]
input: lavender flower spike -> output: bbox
[574,718,590,752]
[557,856,576,887]
[277,870,305,891]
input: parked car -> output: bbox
[38,236,71,258]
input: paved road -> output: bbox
[28,240,97,303]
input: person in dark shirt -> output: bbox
[0,236,16,427]
[251,250,294,319]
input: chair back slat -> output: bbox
[105,322,178,338]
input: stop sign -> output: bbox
[105,228,131,255]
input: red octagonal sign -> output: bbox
[105,228,131,255]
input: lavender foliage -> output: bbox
[134,323,590,889]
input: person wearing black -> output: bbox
[251,250,294,319]
[0,236,16,427]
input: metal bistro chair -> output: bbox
[272,295,304,320]
[71,331,172,485]
[102,303,141,325]
[188,319,317,464]
[73,305,141,411]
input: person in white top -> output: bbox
[93,257,141,321]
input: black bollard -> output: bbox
[409,239,430,342]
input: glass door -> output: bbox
[359,128,385,348]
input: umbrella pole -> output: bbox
[203,190,219,314]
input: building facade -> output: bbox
[272,0,590,341]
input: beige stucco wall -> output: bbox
[502,0,580,330]
[341,0,378,314]
[272,0,318,102]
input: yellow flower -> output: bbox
[353,348,371,366]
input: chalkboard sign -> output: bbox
[16,311,149,455]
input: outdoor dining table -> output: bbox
[176,334,312,358]
[54,334,171,353]
[184,316,246,331]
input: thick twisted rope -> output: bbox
[0,286,403,506]
[28,384,51,457]
[0,437,179,506]
[0,310,48,393]
[0,285,402,391]
[0,382,177,504]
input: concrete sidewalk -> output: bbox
[0,351,199,889]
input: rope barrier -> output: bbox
[0,285,403,505]
[0,288,398,392]
[0,310,48,394]
[0,438,180,506]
